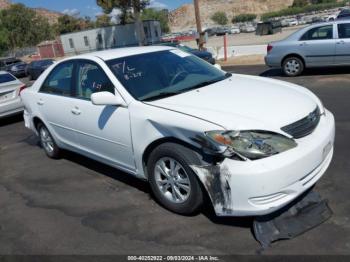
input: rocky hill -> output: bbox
[169,0,295,32]
[0,0,63,24]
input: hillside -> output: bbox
[169,0,295,31]
[0,0,63,24]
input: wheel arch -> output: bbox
[32,116,45,132]
[142,137,203,178]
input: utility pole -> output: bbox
[194,0,205,50]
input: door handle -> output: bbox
[336,40,345,44]
[71,107,81,115]
[37,99,44,106]
[299,42,307,46]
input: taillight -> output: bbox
[267,44,273,53]
[19,84,27,96]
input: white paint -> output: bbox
[21,46,335,216]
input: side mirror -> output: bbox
[91,91,126,107]
[214,64,222,70]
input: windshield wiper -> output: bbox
[141,73,232,102]
[141,91,180,102]
[181,72,232,93]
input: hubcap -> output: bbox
[40,127,54,153]
[154,157,191,204]
[285,59,300,75]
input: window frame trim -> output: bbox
[39,60,75,98]
[72,58,116,101]
[337,22,350,39]
[299,24,335,42]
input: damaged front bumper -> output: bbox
[191,110,335,217]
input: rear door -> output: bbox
[69,59,135,172]
[37,61,78,147]
[335,22,350,65]
[298,24,336,66]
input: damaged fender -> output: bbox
[190,161,235,216]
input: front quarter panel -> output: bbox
[129,101,224,179]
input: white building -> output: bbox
[60,20,161,56]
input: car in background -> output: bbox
[159,42,215,64]
[20,46,334,217]
[215,27,230,36]
[230,26,240,34]
[287,18,299,27]
[265,21,350,76]
[0,57,23,72]
[337,9,350,20]
[240,24,256,33]
[0,71,26,118]
[7,61,28,78]
[26,59,55,80]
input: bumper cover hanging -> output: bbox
[253,190,332,248]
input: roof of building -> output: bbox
[37,40,60,47]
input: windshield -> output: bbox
[107,50,227,101]
[0,73,16,84]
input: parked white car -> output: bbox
[287,19,299,27]
[21,46,335,217]
[230,27,241,34]
[0,71,26,118]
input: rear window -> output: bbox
[0,73,16,84]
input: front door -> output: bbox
[335,22,350,65]
[70,59,135,172]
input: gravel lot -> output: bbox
[0,66,349,255]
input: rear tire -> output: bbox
[283,56,304,77]
[147,143,204,215]
[37,123,61,159]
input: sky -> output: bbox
[12,0,192,18]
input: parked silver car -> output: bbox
[0,71,26,118]
[265,21,350,76]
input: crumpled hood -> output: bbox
[146,74,319,132]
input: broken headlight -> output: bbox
[205,130,297,160]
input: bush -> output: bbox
[211,11,228,25]
[232,13,257,23]
[262,0,350,21]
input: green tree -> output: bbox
[0,4,53,51]
[0,28,9,55]
[95,14,112,27]
[232,13,257,23]
[211,11,228,25]
[96,0,150,45]
[142,8,169,33]
[55,15,82,34]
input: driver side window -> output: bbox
[75,61,115,100]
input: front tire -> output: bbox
[38,123,61,159]
[283,56,304,77]
[147,143,204,215]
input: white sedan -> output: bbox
[0,71,26,118]
[21,46,335,216]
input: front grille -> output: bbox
[281,107,321,139]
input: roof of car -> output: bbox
[74,46,174,61]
